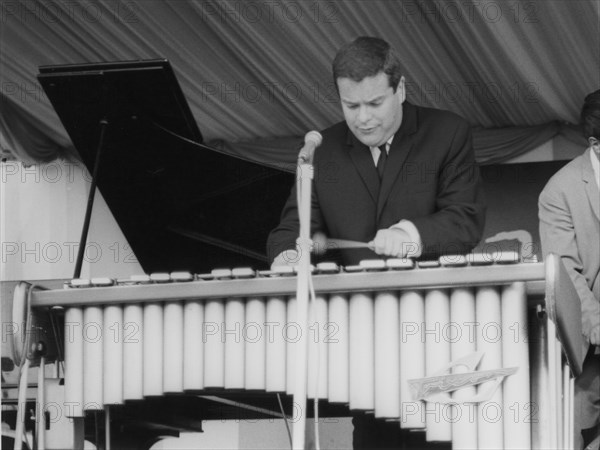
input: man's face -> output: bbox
[337,72,405,148]
[590,137,600,161]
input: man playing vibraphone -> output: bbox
[268,36,486,448]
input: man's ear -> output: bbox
[396,76,406,104]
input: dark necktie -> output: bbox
[377,145,387,179]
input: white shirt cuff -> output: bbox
[391,220,422,258]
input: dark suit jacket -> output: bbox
[267,102,486,263]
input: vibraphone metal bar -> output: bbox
[30,262,546,307]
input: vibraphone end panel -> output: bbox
[12,281,61,368]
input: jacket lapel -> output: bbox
[348,132,380,204]
[377,103,418,220]
[582,149,600,221]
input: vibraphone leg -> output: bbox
[105,405,111,450]
[36,356,46,450]
[44,379,85,449]
[547,318,559,448]
[555,342,563,447]
[562,363,571,450]
[568,376,574,450]
[14,359,29,450]
[530,305,550,449]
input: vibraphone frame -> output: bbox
[22,257,579,450]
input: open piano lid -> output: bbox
[38,59,294,273]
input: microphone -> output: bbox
[297,130,323,164]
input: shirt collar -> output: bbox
[590,147,600,189]
[371,136,394,153]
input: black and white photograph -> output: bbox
[1,1,599,449]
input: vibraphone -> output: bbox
[27,254,577,449]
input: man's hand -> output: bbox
[271,249,300,269]
[590,323,600,346]
[368,228,414,258]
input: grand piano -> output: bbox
[37,59,296,274]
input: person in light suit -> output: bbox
[539,89,600,450]
[267,36,485,266]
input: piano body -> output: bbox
[2,61,584,449]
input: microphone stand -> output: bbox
[292,155,314,450]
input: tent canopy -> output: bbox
[1,0,598,165]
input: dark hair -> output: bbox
[332,37,402,92]
[581,89,600,139]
